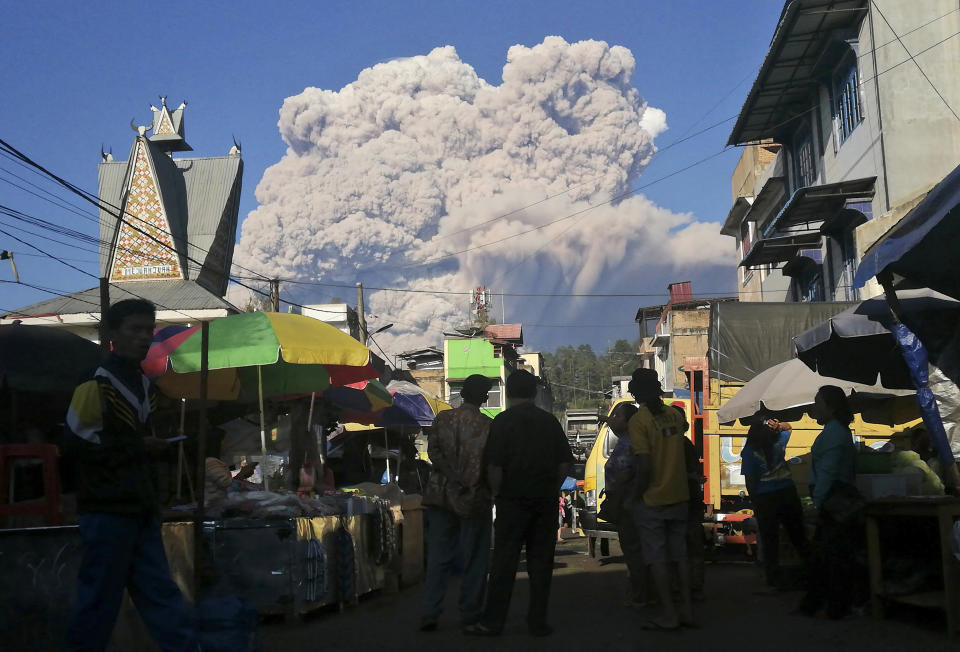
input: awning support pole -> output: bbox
[258,365,268,491]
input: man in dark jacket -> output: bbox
[64,299,196,651]
[466,370,573,637]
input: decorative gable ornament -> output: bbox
[109,138,184,282]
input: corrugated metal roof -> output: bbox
[181,156,243,295]
[727,0,868,146]
[96,145,242,294]
[1,280,238,319]
[97,160,128,277]
[483,324,523,344]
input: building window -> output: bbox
[826,230,858,301]
[793,124,817,189]
[739,220,754,261]
[448,379,502,409]
[793,262,824,302]
[833,54,863,146]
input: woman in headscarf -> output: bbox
[741,419,808,590]
[799,385,860,619]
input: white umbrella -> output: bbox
[718,358,914,425]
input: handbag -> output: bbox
[821,481,866,524]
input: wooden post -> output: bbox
[192,321,210,598]
[99,277,110,356]
[357,282,368,343]
[270,279,280,312]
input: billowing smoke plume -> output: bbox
[231,37,729,352]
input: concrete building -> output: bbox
[722,0,960,303]
[1,99,242,336]
[300,303,360,340]
[396,347,445,399]
[443,324,524,417]
[634,282,736,396]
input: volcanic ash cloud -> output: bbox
[231,37,729,350]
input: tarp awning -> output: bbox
[765,177,876,233]
[739,233,822,268]
[727,0,869,146]
[709,300,856,384]
[853,162,960,297]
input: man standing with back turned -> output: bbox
[466,370,574,637]
[65,299,196,651]
[420,374,494,632]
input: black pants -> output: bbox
[801,511,861,618]
[482,497,557,631]
[753,485,809,586]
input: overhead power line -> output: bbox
[871,1,960,122]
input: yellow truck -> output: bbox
[579,397,692,557]
[579,301,917,556]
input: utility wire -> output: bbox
[430,114,738,243]
[380,147,733,271]
[871,1,960,122]
[0,140,274,284]
[0,227,200,322]
[0,139,300,314]
[0,279,101,309]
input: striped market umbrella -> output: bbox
[144,312,380,475]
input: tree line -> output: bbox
[542,338,640,416]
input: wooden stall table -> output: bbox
[864,496,960,638]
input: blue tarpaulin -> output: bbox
[854,162,960,298]
[890,322,955,467]
[561,476,577,491]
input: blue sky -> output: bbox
[1,0,784,350]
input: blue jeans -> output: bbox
[421,506,492,626]
[66,513,196,652]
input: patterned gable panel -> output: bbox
[109,139,184,282]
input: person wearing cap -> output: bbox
[420,374,494,632]
[627,368,694,630]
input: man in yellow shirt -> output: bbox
[627,368,693,631]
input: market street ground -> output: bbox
[260,535,956,652]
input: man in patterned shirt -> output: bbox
[420,374,494,632]
[64,299,196,651]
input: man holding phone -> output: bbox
[64,299,196,651]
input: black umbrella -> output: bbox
[0,324,100,394]
[793,288,960,389]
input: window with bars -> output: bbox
[448,379,502,409]
[833,54,864,145]
[794,127,817,189]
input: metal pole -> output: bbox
[99,277,110,356]
[192,321,210,599]
[177,399,186,499]
[258,365,269,491]
[384,430,390,483]
[356,282,368,343]
[307,392,316,431]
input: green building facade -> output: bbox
[443,337,516,418]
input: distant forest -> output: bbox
[543,338,641,415]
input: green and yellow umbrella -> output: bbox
[148,312,380,477]
[151,312,379,400]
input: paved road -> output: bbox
[260,536,955,652]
